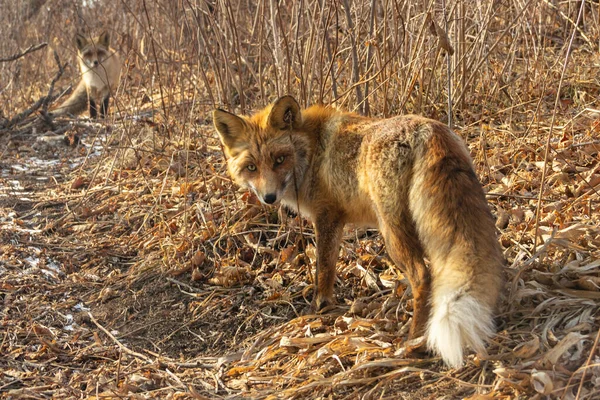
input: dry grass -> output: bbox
[1,0,600,398]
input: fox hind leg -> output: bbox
[380,221,431,343]
[368,146,431,343]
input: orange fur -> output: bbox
[213,96,504,368]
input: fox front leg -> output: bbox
[100,96,110,118]
[89,98,98,119]
[313,213,344,311]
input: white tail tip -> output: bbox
[427,292,494,368]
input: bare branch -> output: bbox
[0,42,47,63]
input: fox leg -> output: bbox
[313,213,344,311]
[89,98,98,119]
[380,222,431,342]
[100,96,109,118]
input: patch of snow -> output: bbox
[41,268,58,279]
[73,302,90,312]
[46,260,62,273]
[8,180,24,190]
[25,255,40,268]
[63,314,75,331]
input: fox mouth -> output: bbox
[255,180,293,206]
[256,185,285,205]
[248,172,295,206]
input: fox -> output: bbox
[213,96,504,368]
[54,31,121,118]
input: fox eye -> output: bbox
[246,164,256,172]
[275,155,285,165]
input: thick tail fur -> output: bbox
[409,123,504,368]
[53,81,88,116]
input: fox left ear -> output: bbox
[213,109,248,151]
[268,96,301,130]
[75,33,87,50]
[98,31,111,47]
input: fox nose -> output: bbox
[93,60,99,66]
[263,193,277,204]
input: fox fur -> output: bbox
[54,31,120,118]
[213,96,504,368]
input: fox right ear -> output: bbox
[98,31,111,47]
[269,96,301,130]
[213,109,247,150]
[75,34,87,50]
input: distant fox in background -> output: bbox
[54,31,120,118]
[213,96,505,368]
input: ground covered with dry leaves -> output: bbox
[2,85,600,399]
[2,6,600,399]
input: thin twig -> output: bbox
[40,50,66,121]
[5,50,65,129]
[0,42,47,63]
[441,0,453,128]
[142,0,170,133]
[362,0,376,116]
[87,312,153,363]
[533,0,585,250]
[574,328,600,399]
[342,0,364,114]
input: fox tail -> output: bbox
[53,81,88,116]
[409,123,504,368]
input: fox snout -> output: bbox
[263,193,277,204]
[83,58,99,68]
[248,172,291,206]
[87,57,99,67]
[251,187,280,205]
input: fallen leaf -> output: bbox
[538,332,586,367]
[513,335,540,358]
[531,370,554,395]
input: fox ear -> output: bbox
[213,109,248,150]
[75,34,87,50]
[268,96,301,130]
[98,31,111,47]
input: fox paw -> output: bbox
[312,296,335,313]
[403,336,428,358]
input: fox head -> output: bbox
[213,96,311,205]
[75,31,112,69]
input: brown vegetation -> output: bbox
[1,0,599,398]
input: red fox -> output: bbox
[54,31,120,118]
[213,96,504,368]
